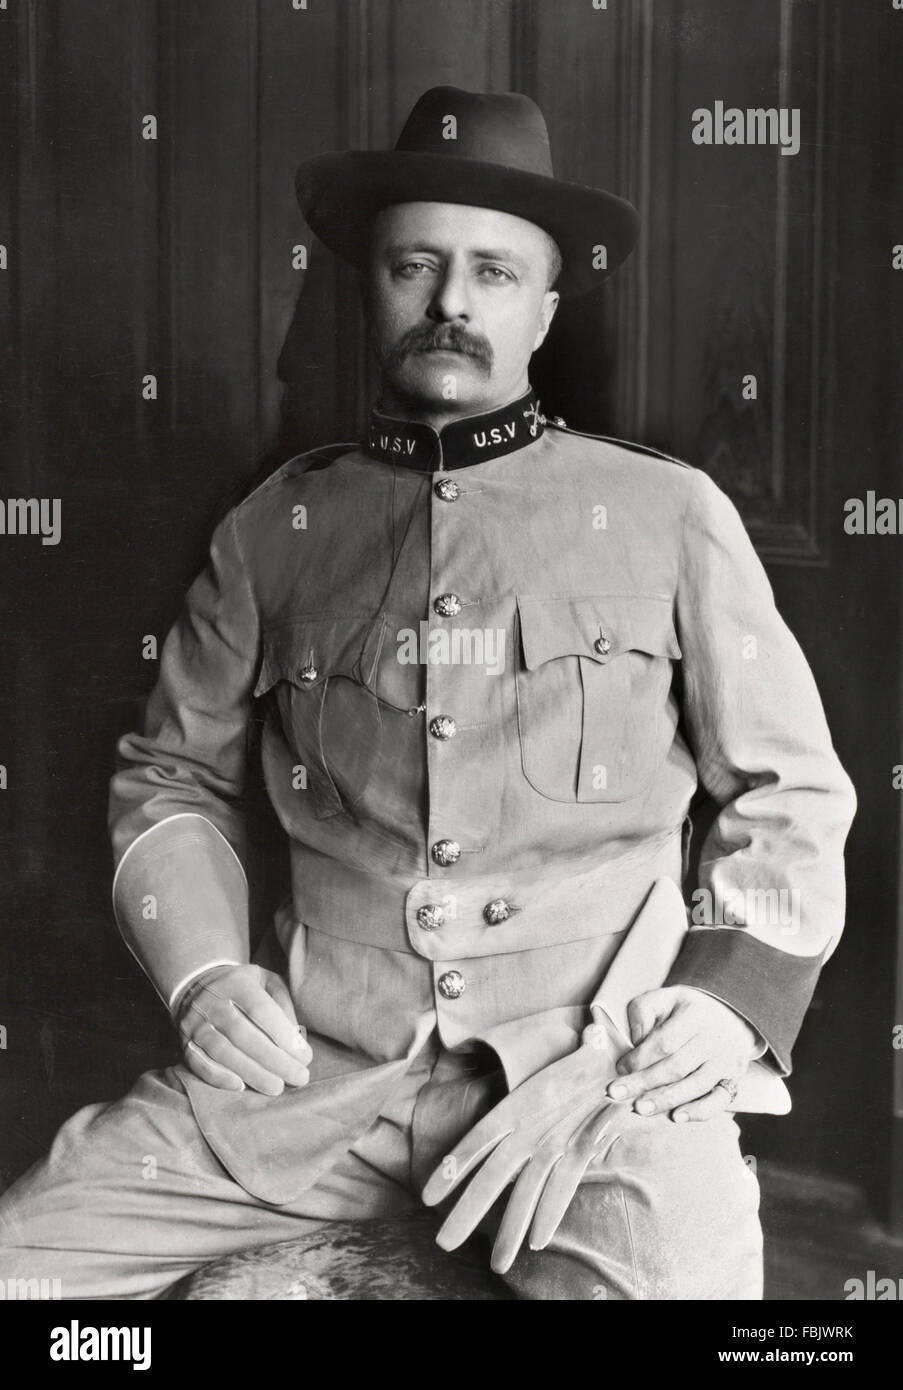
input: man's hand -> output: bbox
[175,964,312,1096]
[606,985,758,1122]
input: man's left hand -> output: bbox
[605,985,758,1123]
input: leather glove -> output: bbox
[422,878,695,1273]
[421,1011,628,1273]
[422,877,790,1272]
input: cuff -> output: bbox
[664,928,826,1075]
[112,813,250,1010]
[683,987,769,1059]
[168,959,245,1017]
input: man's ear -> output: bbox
[533,290,560,352]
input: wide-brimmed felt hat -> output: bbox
[295,86,639,297]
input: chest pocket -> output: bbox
[254,615,388,819]
[515,594,681,803]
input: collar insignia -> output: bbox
[366,389,545,471]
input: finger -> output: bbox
[184,1039,245,1092]
[440,1094,596,1256]
[434,1140,532,1251]
[527,1162,582,1256]
[606,1039,701,1103]
[189,976,312,1072]
[189,1022,290,1097]
[626,989,673,1047]
[212,1005,311,1086]
[630,1063,720,1116]
[489,1151,563,1274]
[618,1009,698,1075]
[422,1079,600,1209]
[219,978,312,1063]
[672,1083,735,1124]
[421,1120,514,1206]
[530,1109,620,1251]
[263,971,302,1028]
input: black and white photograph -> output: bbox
[1,0,902,1344]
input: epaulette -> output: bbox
[222,440,359,520]
[282,440,360,478]
[544,417,692,469]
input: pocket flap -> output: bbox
[255,615,386,697]
[179,1059,407,1206]
[517,594,681,669]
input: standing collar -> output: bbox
[365,389,545,471]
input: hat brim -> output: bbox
[295,150,639,297]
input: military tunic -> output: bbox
[107,389,855,1203]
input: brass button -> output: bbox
[417,904,445,932]
[429,715,457,741]
[483,898,511,926]
[434,478,460,502]
[299,663,318,683]
[551,416,566,427]
[437,970,465,1000]
[434,593,462,618]
[431,839,461,867]
[594,635,612,656]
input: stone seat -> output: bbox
[170,1211,515,1300]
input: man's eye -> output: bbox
[395,261,432,278]
[478,266,513,282]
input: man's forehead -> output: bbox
[371,200,549,248]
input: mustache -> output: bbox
[383,323,494,373]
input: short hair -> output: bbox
[543,232,563,291]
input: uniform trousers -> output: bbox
[0,1030,763,1300]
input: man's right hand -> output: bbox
[175,964,313,1096]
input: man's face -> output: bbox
[365,202,560,417]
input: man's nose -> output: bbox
[426,266,472,322]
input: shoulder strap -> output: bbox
[222,440,360,521]
[547,419,692,470]
[284,440,360,473]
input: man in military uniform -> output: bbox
[0,88,855,1300]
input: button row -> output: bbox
[415,898,514,932]
[428,465,519,1009]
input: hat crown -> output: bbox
[394,86,554,177]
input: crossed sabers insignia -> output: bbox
[523,401,544,438]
